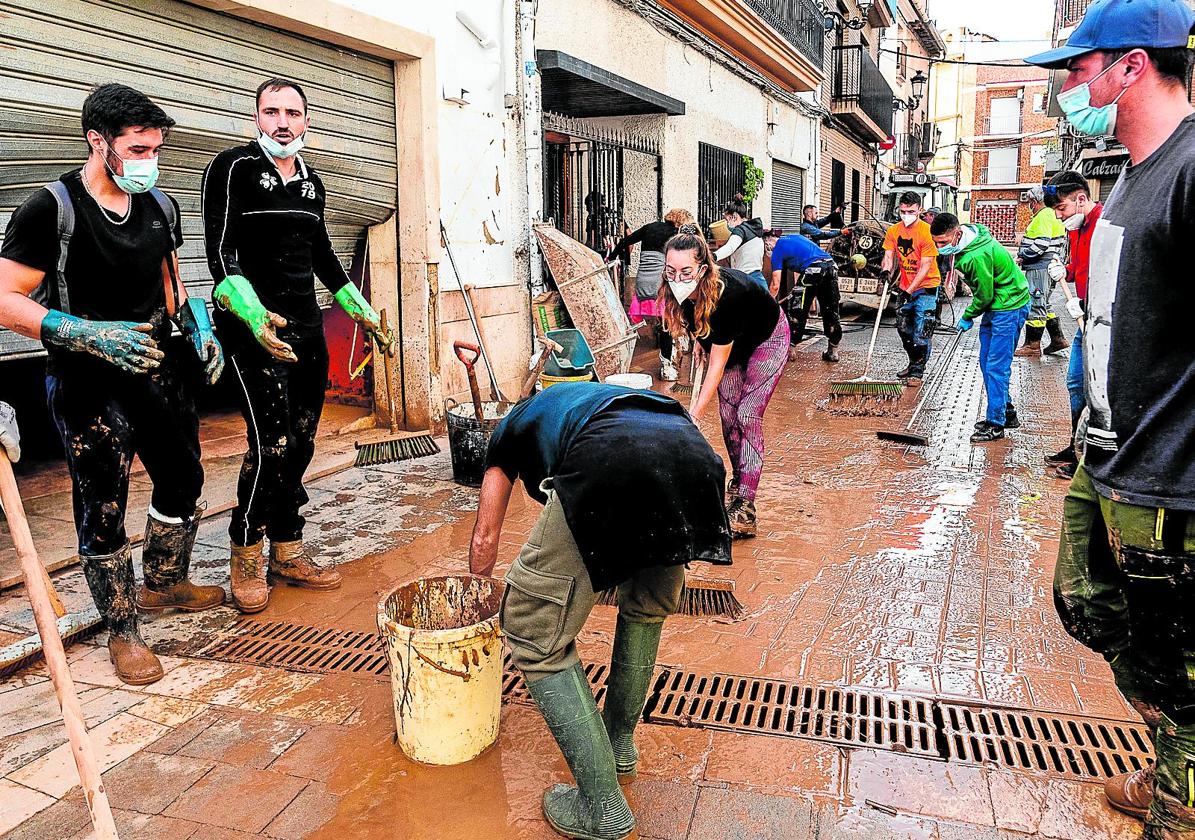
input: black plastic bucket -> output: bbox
[446,400,509,487]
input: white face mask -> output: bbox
[668,278,699,302]
[257,128,306,159]
[1063,212,1086,231]
[900,213,918,227]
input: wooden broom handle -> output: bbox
[0,451,118,839]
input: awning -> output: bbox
[537,50,685,118]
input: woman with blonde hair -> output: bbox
[659,227,789,537]
[613,208,694,380]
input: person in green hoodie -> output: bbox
[930,213,1031,443]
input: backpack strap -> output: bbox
[148,187,176,235]
[41,181,75,315]
[149,188,182,316]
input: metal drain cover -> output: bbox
[646,667,939,758]
[199,619,390,679]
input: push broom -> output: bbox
[876,326,965,446]
[828,280,903,403]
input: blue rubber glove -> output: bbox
[40,310,164,374]
[958,318,974,332]
[177,298,225,384]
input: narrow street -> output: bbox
[0,300,1146,840]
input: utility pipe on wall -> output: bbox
[519,0,545,297]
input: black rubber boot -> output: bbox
[603,617,664,784]
[821,343,840,363]
[1016,325,1044,357]
[83,544,163,686]
[527,665,636,840]
[1043,318,1070,355]
[136,508,225,613]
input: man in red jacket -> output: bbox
[1043,170,1103,479]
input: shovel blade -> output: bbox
[876,430,930,446]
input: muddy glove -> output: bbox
[176,298,224,384]
[40,310,165,374]
[0,402,20,463]
[1066,297,1084,320]
[213,274,297,363]
[1048,260,1067,283]
[334,284,394,354]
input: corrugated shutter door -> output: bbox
[0,0,398,360]
[770,161,805,235]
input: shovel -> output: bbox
[454,340,486,421]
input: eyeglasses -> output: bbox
[664,266,704,281]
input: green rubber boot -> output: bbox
[602,617,664,784]
[527,664,636,840]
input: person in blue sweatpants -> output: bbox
[930,213,1032,442]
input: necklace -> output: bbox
[81,167,132,226]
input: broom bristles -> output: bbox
[595,579,744,620]
[354,434,440,467]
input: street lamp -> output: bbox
[910,70,928,105]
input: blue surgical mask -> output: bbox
[258,131,306,159]
[1056,56,1127,137]
[937,241,962,257]
[103,142,159,194]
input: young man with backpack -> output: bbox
[0,84,225,685]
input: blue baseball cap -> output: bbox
[1025,0,1195,69]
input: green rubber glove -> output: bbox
[334,284,393,353]
[213,275,297,363]
[176,298,225,384]
[40,310,165,374]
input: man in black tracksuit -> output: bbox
[202,77,388,612]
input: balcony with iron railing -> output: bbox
[979,165,1021,185]
[891,132,923,172]
[983,114,1023,136]
[742,0,825,68]
[832,45,894,142]
[1058,0,1095,27]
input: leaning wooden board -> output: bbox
[533,224,637,380]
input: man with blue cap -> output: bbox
[1027,0,1195,834]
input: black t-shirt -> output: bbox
[0,169,182,375]
[486,382,731,591]
[683,268,781,368]
[1083,113,1195,509]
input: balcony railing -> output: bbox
[742,0,825,67]
[979,165,1021,185]
[892,132,923,171]
[984,114,1022,135]
[832,45,894,137]
[1059,0,1095,26]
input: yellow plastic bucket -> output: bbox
[377,575,504,765]
[539,372,592,389]
[709,218,731,246]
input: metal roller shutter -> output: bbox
[770,160,805,235]
[0,0,398,360]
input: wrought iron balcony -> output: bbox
[832,45,894,141]
[743,0,825,67]
[1059,0,1095,27]
[891,132,923,171]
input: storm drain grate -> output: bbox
[645,667,939,758]
[500,651,612,705]
[938,702,1153,781]
[199,619,390,679]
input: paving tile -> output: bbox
[626,776,698,840]
[266,724,353,782]
[0,778,56,835]
[145,711,219,756]
[0,720,69,776]
[845,749,994,826]
[99,749,215,815]
[164,763,307,833]
[7,711,168,797]
[687,786,814,840]
[178,709,307,770]
[987,769,1048,834]
[1035,779,1142,840]
[128,694,208,727]
[262,780,340,839]
[811,801,940,840]
[704,732,843,797]
[0,794,91,840]
[63,809,202,840]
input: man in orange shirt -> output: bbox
[881,191,941,385]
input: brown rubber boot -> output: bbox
[230,541,270,613]
[1015,325,1044,357]
[1105,764,1154,821]
[82,545,163,686]
[1043,318,1071,355]
[269,540,342,590]
[136,510,225,613]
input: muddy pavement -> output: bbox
[0,300,1145,839]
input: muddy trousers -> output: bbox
[47,363,203,557]
[501,490,685,684]
[718,312,790,503]
[896,290,938,378]
[978,305,1029,427]
[228,337,329,547]
[1024,265,1058,330]
[787,265,843,347]
[1055,464,1195,836]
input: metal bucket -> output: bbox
[446,399,508,487]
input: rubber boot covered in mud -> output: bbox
[136,508,225,612]
[1015,325,1044,357]
[1043,318,1070,355]
[83,544,163,685]
[527,663,636,840]
[603,616,664,784]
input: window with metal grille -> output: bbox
[850,169,861,222]
[544,138,625,252]
[698,142,749,231]
[831,159,846,215]
[770,161,806,234]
